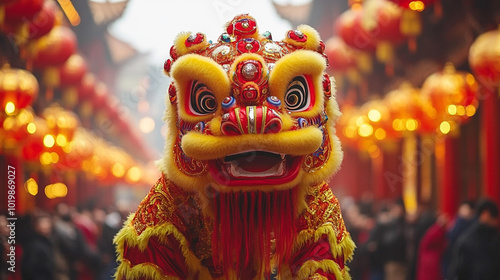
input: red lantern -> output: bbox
[42,105,79,144]
[421,63,479,133]
[21,116,49,162]
[33,26,77,100]
[388,0,439,13]
[469,26,500,208]
[361,0,405,75]
[324,37,357,73]
[335,8,377,52]
[362,0,405,42]
[57,128,94,170]
[324,36,362,97]
[33,26,77,68]
[59,54,88,87]
[3,0,43,23]
[469,26,500,93]
[92,82,109,110]
[385,82,437,135]
[77,73,97,100]
[1,108,34,142]
[336,104,362,149]
[360,98,397,142]
[77,73,96,122]
[0,65,38,116]
[59,54,88,108]
[92,82,113,132]
[387,0,438,51]
[28,1,57,40]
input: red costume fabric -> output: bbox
[117,176,353,279]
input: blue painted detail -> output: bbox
[221,96,236,110]
[266,96,281,108]
[194,121,205,132]
[220,33,231,43]
[297,117,309,128]
[262,31,272,40]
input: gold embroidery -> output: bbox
[309,273,329,280]
[302,126,331,173]
[173,137,208,177]
[131,176,213,260]
[297,183,347,242]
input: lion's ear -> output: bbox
[173,31,210,57]
[283,24,322,51]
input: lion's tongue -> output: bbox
[237,155,281,173]
[226,152,282,173]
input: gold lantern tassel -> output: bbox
[400,9,422,53]
[79,100,93,127]
[355,51,373,74]
[24,41,37,72]
[402,133,418,216]
[0,6,5,26]
[43,67,60,101]
[62,87,78,109]
[376,41,394,76]
[420,134,433,203]
[15,22,29,46]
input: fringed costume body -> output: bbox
[114,15,355,280]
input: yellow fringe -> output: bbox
[296,259,352,280]
[293,224,356,263]
[113,215,212,280]
[115,259,181,280]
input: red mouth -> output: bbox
[208,151,302,187]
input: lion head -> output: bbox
[161,14,342,198]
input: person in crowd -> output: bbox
[343,200,375,280]
[447,198,500,280]
[382,199,408,280]
[363,202,392,280]
[406,202,437,280]
[0,214,9,280]
[52,202,88,280]
[21,212,55,280]
[73,200,102,280]
[97,203,129,280]
[415,213,449,280]
[441,200,475,277]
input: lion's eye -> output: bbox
[189,81,217,115]
[284,75,311,112]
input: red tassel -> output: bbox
[243,192,250,265]
[212,194,219,268]
[212,189,297,279]
[264,192,271,276]
[257,191,264,275]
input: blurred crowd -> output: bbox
[0,201,130,280]
[1,195,500,280]
[343,194,500,280]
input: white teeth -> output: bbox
[228,161,286,178]
[280,154,286,160]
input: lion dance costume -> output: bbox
[114,14,355,280]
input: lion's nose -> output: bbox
[220,106,282,136]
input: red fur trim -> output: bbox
[212,188,297,278]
